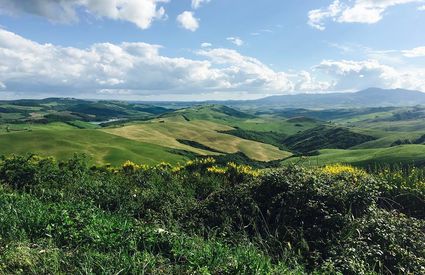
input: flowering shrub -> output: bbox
[0,155,423,274]
[322,164,367,177]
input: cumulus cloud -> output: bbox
[1,28,423,99]
[191,0,211,9]
[0,28,299,98]
[403,46,425,57]
[197,48,294,92]
[226,37,244,46]
[201,42,212,48]
[295,71,332,92]
[315,59,425,91]
[308,0,423,30]
[177,11,199,31]
[0,0,168,29]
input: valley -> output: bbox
[1,88,425,168]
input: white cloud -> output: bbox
[315,59,425,91]
[308,0,343,30]
[308,0,423,30]
[1,29,424,99]
[201,42,212,48]
[0,28,299,98]
[0,0,169,29]
[191,0,211,9]
[403,46,425,57]
[197,48,294,92]
[419,5,425,10]
[295,71,331,92]
[226,37,244,46]
[177,11,199,31]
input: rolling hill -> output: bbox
[1,96,425,167]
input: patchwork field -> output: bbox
[103,116,292,162]
[1,98,425,167]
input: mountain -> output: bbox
[244,88,425,108]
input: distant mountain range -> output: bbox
[229,88,425,109]
[136,88,425,109]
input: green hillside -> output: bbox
[284,145,425,167]
[0,129,187,165]
[103,115,292,162]
[1,99,425,167]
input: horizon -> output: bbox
[0,87,422,102]
[0,1,424,101]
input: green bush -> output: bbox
[0,155,424,274]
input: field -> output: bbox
[284,145,425,167]
[0,98,425,274]
[0,129,187,165]
[0,98,425,167]
[103,115,291,162]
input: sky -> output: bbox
[0,0,425,101]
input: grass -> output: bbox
[0,129,188,165]
[284,144,425,167]
[103,116,292,162]
[167,105,321,135]
[0,156,423,274]
[0,122,77,134]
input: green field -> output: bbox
[0,129,188,165]
[103,116,292,162]
[284,145,425,166]
[1,99,425,167]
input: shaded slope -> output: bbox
[283,126,377,154]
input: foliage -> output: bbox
[0,155,424,274]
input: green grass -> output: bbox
[0,113,25,121]
[167,105,321,135]
[284,145,425,167]
[103,116,292,162]
[0,129,187,165]
[0,122,77,134]
[0,156,423,274]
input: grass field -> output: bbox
[2,99,425,167]
[0,129,188,165]
[284,145,425,167]
[168,105,321,135]
[103,116,292,162]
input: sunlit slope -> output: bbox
[283,145,425,166]
[103,115,292,161]
[0,129,187,165]
[166,105,321,135]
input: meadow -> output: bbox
[0,98,425,167]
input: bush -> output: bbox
[0,155,424,274]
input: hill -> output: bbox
[102,110,292,162]
[282,125,377,154]
[284,145,425,167]
[230,88,425,109]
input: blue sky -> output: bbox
[0,0,424,100]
